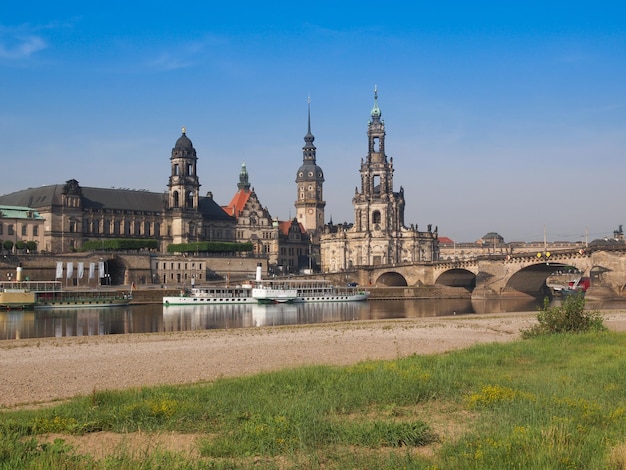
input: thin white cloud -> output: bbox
[0,19,79,61]
[145,35,228,72]
[0,33,46,60]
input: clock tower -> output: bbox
[295,98,325,237]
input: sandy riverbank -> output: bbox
[2,310,626,409]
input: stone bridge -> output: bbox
[354,247,626,299]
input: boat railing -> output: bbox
[0,281,63,292]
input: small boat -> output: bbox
[550,276,590,297]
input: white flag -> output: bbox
[55,261,63,279]
[66,262,73,279]
[89,262,95,279]
[98,261,105,280]
[77,262,84,279]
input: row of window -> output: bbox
[0,223,39,237]
[81,219,161,237]
[280,247,305,257]
[159,262,204,271]
[78,218,231,241]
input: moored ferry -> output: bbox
[0,280,132,309]
[163,284,257,306]
[292,280,370,303]
[0,267,132,310]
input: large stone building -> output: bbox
[0,129,236,254]
[320,88,439,272]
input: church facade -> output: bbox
[320,89,439,272]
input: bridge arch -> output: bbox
[504,262,582,296]
[374,271,408,286]
[435,268,476,289]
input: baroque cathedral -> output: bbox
[319,88,439,271]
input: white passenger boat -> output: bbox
[251,277,369,304]
[163,284,256,306]
[292,280,370,303]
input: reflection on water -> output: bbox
[3,296,622,341]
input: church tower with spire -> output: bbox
[295,98,325,237]
[353,86,405,235]
[320,87,439,272]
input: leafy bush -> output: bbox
[81,238,159,251]
[522,294,606,338]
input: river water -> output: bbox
[2,297,625,341]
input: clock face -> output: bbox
[308,209,314,214]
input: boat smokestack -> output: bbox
[256,263,263,282]
[16,266,23,282]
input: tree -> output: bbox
[3,240,13,253]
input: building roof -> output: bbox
[0,205,45,220]
[278,219,306,236]
[223,189,251,217]
[0,183,233,220]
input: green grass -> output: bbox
[3,331,626,469]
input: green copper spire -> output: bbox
[370,84,381,119]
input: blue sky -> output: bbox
[1,2,624,243]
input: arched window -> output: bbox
[372,211,381,224]
[373,175,381,194]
